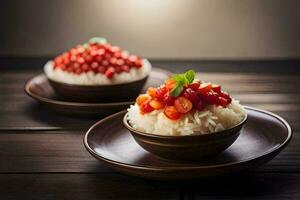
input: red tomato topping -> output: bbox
[197,82,212,95]
[138,77,233,120]
[164,106,182,120]
[196,99,206,111]
[52,39,144,78]
[220,91,232,104]
[104,67,115,78]
[136,94,149,106]
[155,86,168,100]
[149,99,165,110]
[182,88,200,105]
[147,87,157,97]
[174,97,193,114]
[140,101,154,114]
[211,84,221,94]
[188,82,201,91]
[202,91,219,104]
[165,79,177,90]
[163,93,175,106]
[219,97,228,107]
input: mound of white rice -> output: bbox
[127,99,246,136]
[44,59,151,85]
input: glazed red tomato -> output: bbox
[104,67,115,78]
[188,81,201,91]
[149,99,165,110]
[165,79,177,90]
[174,97,193,114]
[155,86,168,100]
[147,87,157,97]
[182,88,200,105]
[220,91,232,104]
[140,101,154,113]
[163,93,175,106]
[202,91,219,104]
[136,94,149,106]
[164,106,182,120]
[218,97,228,107]
[197,82,212,95]
[211,84,221,94]
[195,99,206,111]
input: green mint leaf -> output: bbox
[89,37,107,44]
[173,74,188,84]
[82,43,89,49]
[170,82,184,97]
[184,70,195,83]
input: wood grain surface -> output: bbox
[0,59,299,199]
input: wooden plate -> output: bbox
[84,107,292,180]
[25,68,171,116]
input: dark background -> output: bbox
[0,0,299,60]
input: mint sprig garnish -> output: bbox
[89,37,107,44]
[170,70,195,97]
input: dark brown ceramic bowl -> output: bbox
[123,113,248,161]
[48,75,148,103]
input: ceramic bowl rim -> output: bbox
[24,74,134,107]
[47,73,149,88]
[123,110,248,139]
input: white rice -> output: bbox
[127,99,246,136]
[44,59,152,85]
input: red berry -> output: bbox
[121,65,130,72]
[97,66,106,73]
[129,55,138,62]
[114,52,122,58]
[90,50,98,56]
[212,84,221,94]
[54,56,63,66]
[140,101,154,114]
[196,99,206,111]
[70,48,78,55]
[188,82,200,91]
[72,62,80,69]
[111,46,121,53]
[85,55,93,63]
[115,66,122,73]
[95,55,103,62]
[76,45,85,53]
[105,53,112,60]
[121,52,129,59]
[219,91,230,99]
[163,93,175,106]
[116,59,125,66]
[101,60,109,66]
[91,62,99,69]
[134,59,142,68]
[97,49,105,56]
[81,63,89,72]
[155,86,168,100]
[70,55,77,62]
[77,57,85,64]
[219,97,228,107]
[182,88,200,105]
[74,68,82,74]
[109,57,117,65]
[202,91,219,104]
[105,67,115,78]
[59,64,67,70]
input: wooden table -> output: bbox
[0,58,300,199]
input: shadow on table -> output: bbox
[23,102,101,130]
